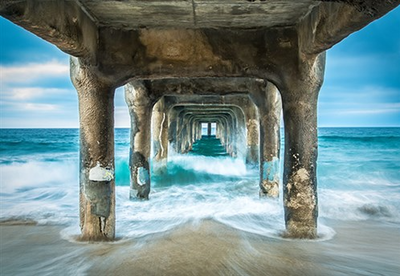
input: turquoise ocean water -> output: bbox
[1,128,399,239]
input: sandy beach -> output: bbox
[1,219,399,275]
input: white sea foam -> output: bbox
[0,160,78,193]
[168,154,248,176]
[319,188,400,222]
[1,147,399,242]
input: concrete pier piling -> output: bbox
[125,82,155,200]
[71,57,116,241]
[281,53,326,238]
[252,82,282,198]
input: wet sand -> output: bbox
[1,219,399,275]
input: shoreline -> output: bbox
[1,219,399,275]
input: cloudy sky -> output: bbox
[1,8,399,128]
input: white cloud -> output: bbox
[319,103,400,116]
[339,103,400,115]
[2,87,72,100]
[0,60,69,84]
[22,103,58,111]
[1,100,59,112]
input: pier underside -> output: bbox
[1,0,399,240]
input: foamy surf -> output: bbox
[1,128,400,243]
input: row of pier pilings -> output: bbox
[72,58,323,241]
[124,81,282,202]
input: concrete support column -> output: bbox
[197,122,202,140]
[257,83,282,198]
[227,114,236,157]
[195,121,201,141]
[222,117,229,152]
[221,119,227,148]
[185,116,193,152]
[152,98,168,173]
[125,81,154,200]
[190,117,200,143]
[207,122,212,136]
[178,116,188,153]
[219,118,227,149]
[167,107,180,153]
[190,117,195,143]
[244,105,259,166]
[228,114,237,157]
[232,107,246,159]
[182,116,191,153]
[175,110,185,153]
[281,52,326,239]
[70,57,115,241]
[187,116,195,148]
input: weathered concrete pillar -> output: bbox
[228,112,238,157]
[70,57,115,241]
[178,115,189,153]
[222,117,229,152]
[167,107,180,153]
[194,120,201,142]
[190,117,200,144]
[186,115,195,150]
[125,81,155,200]
[189,117,195,143]
[253,83,282,198]
[280,52,326,239]
[182,117,191,153]
[152,98,168,173]
[216,119,225,146]
[197,122,202,141]
[175,110,185,153]
[227,114,236,157]
[219,118,227,148]
[207,122,212,136]
[243,102,259,166]
[231,106,246,159]
[228,116,235,157]
[220,118,227,152]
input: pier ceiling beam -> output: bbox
[0,0,98,61]
[164,95,251,111]
[95,27,299,84]
[2,1,398,83]
[73,0,319,30]
[299,0,400,55]
[70,56,116,241]
[145,78,266,98]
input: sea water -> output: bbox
[1,128,400,240]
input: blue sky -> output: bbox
[1,8,399,128]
